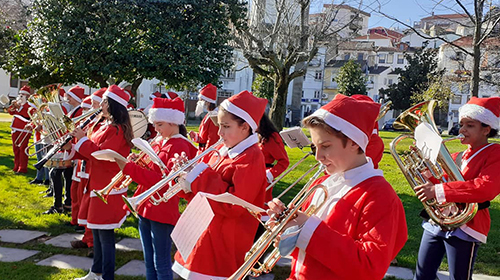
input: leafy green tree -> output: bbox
[379,45,445,110]
[252,74,274,100]
[335,60,367,96]
[411,76,454,110]
[3,0,244,90]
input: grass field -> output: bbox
[0,119,500,279]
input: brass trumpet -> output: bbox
[228,164,328,280]
[390,100,477,229]
[123,138,224,216]
[93,136,166,203]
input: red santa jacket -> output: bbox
[435,143,500,243]
[9,103,33,133]
[123,135,197,225]
[172,133,267,279]
[365,125,384,169]
[192,110,220,151]
[259,132,290,202]
[288,166,407,280]
[73,122,132,229]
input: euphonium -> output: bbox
[389,100,477,229]
[227,164,328,280]
[93,136,165,203]
[123,138,224,216]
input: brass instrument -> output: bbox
[389,100,477,229]
[93,136,166,203]
[228,164,328,280]
[123,138,224,216]
[377,100,392,121]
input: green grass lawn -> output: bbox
[1,122,500,279]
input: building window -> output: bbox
[9,75,18,88]
[221,69,235,79]
[314,91,321,99]
[451,95,461,104]
[218,90,232,98]
[344,53,351,60]
[301,91,304,98]
[315,71,322,80]
[397,54,405,64]
[379,54,386,64]
[388,79,393,85]
[357,53,364,61]
[387,53,394,64]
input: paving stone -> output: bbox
[116,238,143,252]
[44,233,83,248]
[385,266,413,280]
[115,260,146,277]
[36,254,93,270]
[0,229,47,244]
[0,246,40,262]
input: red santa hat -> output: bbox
[148,97,185,125]
[81,96,92,110]
[310,94,380,152]
[19,85,31,95]
[198,83,217,104]
[150,91,162,99]
[220,90,267,132]
[459,96,500,130]
[91,87,106,103]
[165,91,178,99]
[59,88,66,99]
[103,85,130,108]
[66,85,86,103]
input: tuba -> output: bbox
[389,100,477,229]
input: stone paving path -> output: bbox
[0,229,499,280]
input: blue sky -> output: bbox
[311,0,475,30]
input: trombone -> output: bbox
[93,136,167,203]
[123,138,224,216]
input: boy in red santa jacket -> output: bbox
[8,85,34,174]
[173,90,268,280]
[267,94,408,280]
[413,96,500,280]
[189,83,220,152]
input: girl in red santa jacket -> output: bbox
[413,96,500,280]
[257,113,289,202]
[172,90,268,280]
[70,85,133,280]
[188,83,220,152]
[267,94,408,280]
[115,97,197,280]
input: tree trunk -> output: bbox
[470,0,484,97]
[291,62,306,127]
[269,72,289,131]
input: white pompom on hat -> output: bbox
[459,96,500,130]
[310,94,380,152]
[148,97,185,125]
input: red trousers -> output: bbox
[11,131,30,173]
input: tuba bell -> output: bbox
[389,100,477,229]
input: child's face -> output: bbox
[153,121,175,138]
[310,126,356,175]
[217,110,250,148]
[459,117,490,146]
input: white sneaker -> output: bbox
[74,271,103,280]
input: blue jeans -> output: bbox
[92,229,116,280]
[35,143,49,181]
[414,229,480,280]
[138,216,174,280]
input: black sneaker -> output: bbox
[30,179,43,185]
[42,206,63,215]
[43,180,50,186]
[43,191,54,198]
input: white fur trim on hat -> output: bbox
[311,108,369,151]
[198,93,216,104]
[148,108,185,125]
[220,99,257,131]
[459,103,500,130]
[81,103,92,109]
[91,95,102,103]
[103,90,128,108]
[66,90,82,103]
[19,90,30,95]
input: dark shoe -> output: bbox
[63,205,72,213]
[43,180,50,186]
[42,206,63,215]
[43,191,53,198]
[75,226,85,233]
[71,240,88,249]
[87,248,94,258]
[30,179,43,185]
